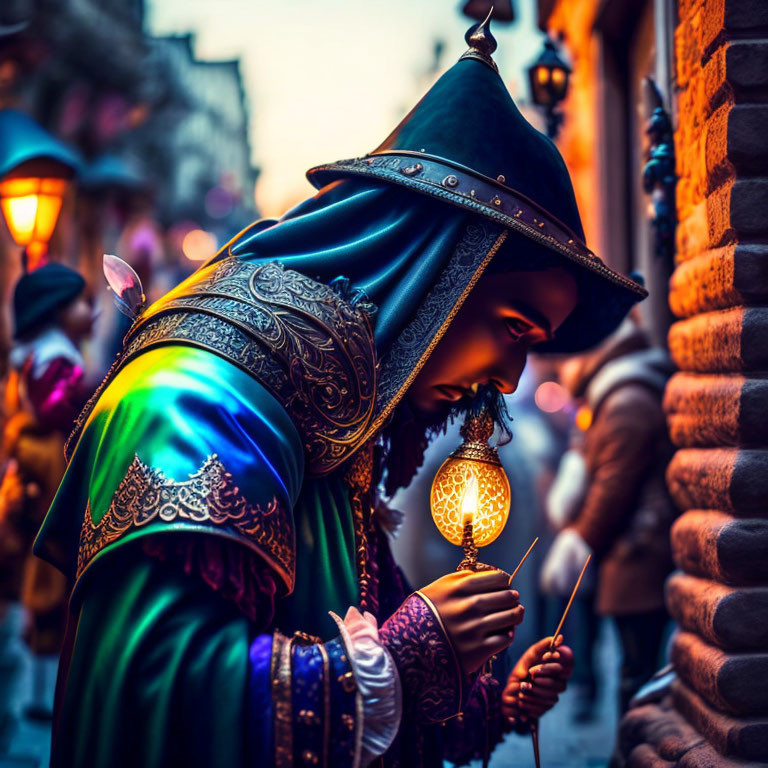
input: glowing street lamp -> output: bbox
[527,37,571,140]
[0,110,80,270]
[431,409,511,571]
[0,173,68,267]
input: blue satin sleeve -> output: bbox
[247,631,360,767]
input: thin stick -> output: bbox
[527,554,592,768]
[508,537,539,586]
[549,554,592,648]
[530,721,542,768]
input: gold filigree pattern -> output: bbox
[67,261,377,477]
[430,459,510,547]
[343,443,376,615]
[363,223,508,443]
[272,631,295,768]
[77,454,295,591]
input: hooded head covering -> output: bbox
[220,15,645,438]
[304,15,647,354]
[13,261,86,339]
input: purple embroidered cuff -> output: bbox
[378,592,463,724]
[441,671,509,765]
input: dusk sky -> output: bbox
[146,0,546,217]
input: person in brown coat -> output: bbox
[540,315,676,711]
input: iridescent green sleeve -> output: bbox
[36,344,304,596]
[52,551,251,768]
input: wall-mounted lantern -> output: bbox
[642,78,676,265]
[527,37,571,140]
[0,109,80,270]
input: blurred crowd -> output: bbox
[0,243,191,752]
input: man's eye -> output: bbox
[505,318,532,339]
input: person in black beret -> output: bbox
[1,261,94,719]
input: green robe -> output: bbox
[39,345,365,767]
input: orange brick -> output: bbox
[669,244,738,317]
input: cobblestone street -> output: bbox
[0,606,51,768]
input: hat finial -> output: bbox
[459,6,498,73]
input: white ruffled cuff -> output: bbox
[330,607,402,767]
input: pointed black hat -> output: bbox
[307,14,647,353]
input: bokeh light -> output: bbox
[181,228,217,261]
[534,380,568,413]
[575,405,593,431]
[204,186,235,219]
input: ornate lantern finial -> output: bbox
[459,7,499,74]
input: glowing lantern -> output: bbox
[430,409,511,571]
[527,37,571,139]
[0,175,68,265]
[0,109,80,270]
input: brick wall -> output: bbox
[616,1,768,765]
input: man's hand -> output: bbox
[501,636,574,724]
[420,569,524,676]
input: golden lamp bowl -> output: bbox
[430,456,511,547]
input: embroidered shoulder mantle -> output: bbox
[67,259,377,477]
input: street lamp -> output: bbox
[0,109,80,270]
[527,37,571,140]
[0,172,69,268]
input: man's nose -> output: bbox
[488,347,527,395]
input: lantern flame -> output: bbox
[460,471,479,526]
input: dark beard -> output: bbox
[380,384,513,496]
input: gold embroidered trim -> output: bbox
[67,261,377,477]
[77,454,295,592]
[316,641,331,768]
[272,631,294,768]
[344,443,375,614]
[414,590,464,716]
[363,229,508,442]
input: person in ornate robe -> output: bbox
[35,17,646,768]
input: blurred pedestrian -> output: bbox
[543,427,601,721]
[540,314,676,712]
[1,262,94,719]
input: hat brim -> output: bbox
[308,152,646,355]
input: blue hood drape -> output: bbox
[229,178,469,356]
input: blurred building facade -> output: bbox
[0,0,259,373]
[133,33,259,236]
[537,0,768,765]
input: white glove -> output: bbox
[545,449,588,531]
[539,528,594,597]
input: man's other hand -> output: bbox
[501,635,574,724]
